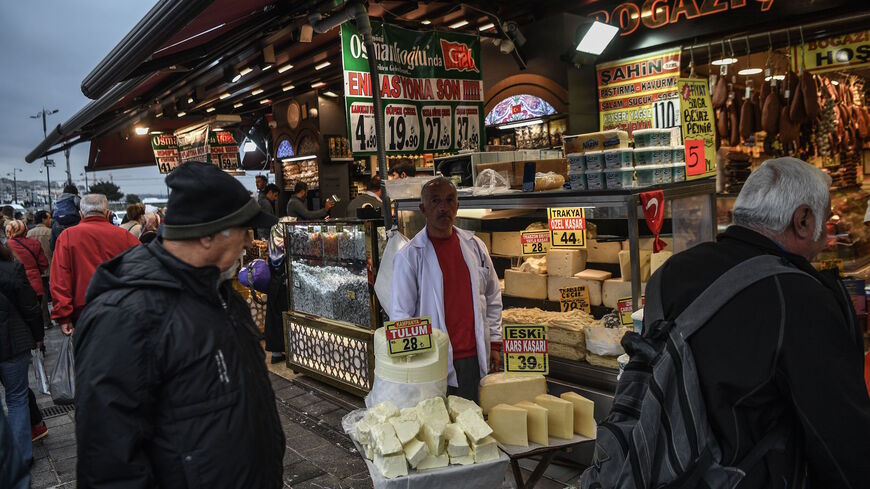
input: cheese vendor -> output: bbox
[390,177,503,403]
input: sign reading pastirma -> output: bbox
[677,78,717,180]
[150,133,181,174]
[341,21,485,155]
[503,324,548,375]
[597,48,681,136]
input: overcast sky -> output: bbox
[0,1,264,196]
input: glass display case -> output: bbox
[282,219,385,397]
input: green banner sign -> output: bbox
[150,133,181,174]
[341,21,485,155]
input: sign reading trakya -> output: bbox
[384,317,433,357]
[678,78,717,180]
[341,21,485,155]
[547,207,586,248]
[520,231,550,256]
[150,133,181,174]
[503,324,548,375]
[597,48,681,136]
[793,29,870,74]
[559,286,591,313]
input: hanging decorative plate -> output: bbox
[287,100,302,129]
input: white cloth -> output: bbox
[389,226,502,387]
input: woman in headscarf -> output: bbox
[138,213,160,244]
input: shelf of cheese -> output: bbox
[479,373,596,449]
[353,396,498,479]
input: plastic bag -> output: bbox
[472,168,511,196]
[585,325,631,357]
[374,229,409,313]
[50,335,75,405]
[31,349,50,395]
[364,372,447,409]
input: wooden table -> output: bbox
[497,434,595,489]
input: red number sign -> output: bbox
[684,140,706,177]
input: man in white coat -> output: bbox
[390,177,502,402]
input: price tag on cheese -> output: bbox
[503,324,548,375]
[520,231,550,256]
[559,286,591,313]
[617,296,645,326]
[547,207,586,248]
[384,317,433,358]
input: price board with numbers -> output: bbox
[617,296,645,326]
[520,231,550,256]
[547,207,586,248]
[503,324,548,375]
[341,20,484,156]
[559,286,591,313]
[384,317,433,358]
[678,78,717,180]
[150,133,181,174]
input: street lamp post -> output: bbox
[30,107,59,211]
[64,146,72,186]
[6,168,23,203]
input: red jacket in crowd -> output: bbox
[50,215,141,324]
[8,236,48,296]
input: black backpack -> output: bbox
[580,255,810,488]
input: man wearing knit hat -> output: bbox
[73,162,284,488]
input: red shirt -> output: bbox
[429,231,476,359]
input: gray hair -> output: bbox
[732,157,831,239]
[420,176,456,202]
[80,194,109,216]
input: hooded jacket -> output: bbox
[0,260,42,362]
[73,240,284,489]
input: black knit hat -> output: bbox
[163,161,277,239]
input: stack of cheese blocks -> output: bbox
[502,307,597,362]
[354,396,500,479]
[479,373,596,447]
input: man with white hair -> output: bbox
[650,157,870,487]
[50,193,140,335]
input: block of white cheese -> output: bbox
[450,454,475,465]
[504,269,548,300]
[547,249,587,277]
[650,250,673,275]
[400,407,417,418]
[416,398,451,426]
[420,422,446,455]
[470,435,500,463]
[602,279,647,308]
[518,255,548,274]
[447,395,483,421]
[355,412,374,445]
[456,409,493,444]
[515,401,549,446]
[371,401,400,424]
[586,239,622,264]
[479,373,547,414]
[402,438,429,468]
[534,394,574,440]
[487,403,528,447]
[561,392,596,438]
[618,250,652,282]
[575,269,612,281]
[372,423,403,456]
[547,276,592,303]
[492,231,522,256]
[444,423,470,457]
[573,269,612,306]
[374,452,408,478]
[389,415,421,445]
[416,452,449,470]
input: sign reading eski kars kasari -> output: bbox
[341,21,485,155]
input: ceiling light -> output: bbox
[219,92,231,99]
[478,23,495,31]
[711,57,738,66]
[206,107,215,113]
[243,140,258,153]
[233,102,243,108]
[311,81,326,88]
[498,119,543,130]
[251,88,263,95]
[177,111,187,117]
[282,84,295,92]
[260,99,271,105]
[134,126,149,135]
[315,61,331,70]
[449,20,469,29]
[211,128,224,131]
[282,154,318,162]
[575,21,619,55]
[764,75,786,81]
[738,68,763,75]
[261,64,272,71]
[421,19,431,25]
[155,112,163,118]
[832,80,839,85]
[149,131,162,135]
[323,91,338,97]
[277,63,293,73]
[232,73,242,83]
[187,97,194,104]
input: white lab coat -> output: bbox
[389,226,503,387]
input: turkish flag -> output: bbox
[640,190,667,252]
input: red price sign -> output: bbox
[684,140,706,177]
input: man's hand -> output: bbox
[36,341,45,351]
[489,348,502,373]
[325,199,335,210]
[60,321,74,336]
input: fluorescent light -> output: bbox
[177,111,186,117]
[187,97,194,104]
[232,73,242,83]
[261,64,272,71]
[260,99,271,105]
[498,119,543,130]
[282,84,295,92]
[323,91,338,97]
[420,19,431,25]
[243,140,258,153]
[149,131,162,135]
[576,21,619,55]
[251,88,263,95]
[478,23,495,31]
[311,81,326,88]
[206,107,215,113]
[277,63,293,73]
[211,128,224,131]
[219,92,231,99]
[134,126,149,135]
[155,112,163,118]
[449,20,469,29]
[315,61,331,70]
[282,154,317,162]
[711,57,738,66]
[233,102,243,108]
[738,68,762,75]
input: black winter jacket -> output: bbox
[74,240,284,489]
[0,260,43,361]
[657,225,870,488]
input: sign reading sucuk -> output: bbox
[341,21,484,155]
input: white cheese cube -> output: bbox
[479,373,547,415]
[470,435,499,463]
[402,438,429,468]
[547,249,587,277]
[372,423,403,456]
[389,416,421,445]
[420,421,446,455]
[444,423,471,457]
[574,269,612,281]
[447,395,483,421]
[515,401,549,446]
[617,250,652,282]
[371,401,400,424]
[534,394,574,440]
[416,452,449,470]
[363,443,374,460]
[416,397,450,426]
[504,269,548,299]
[586,239,622,264]
[355,415,373,445]
[450,454,476,465]
[456,409,493,444]
[374,452,408,478]
[602,279,647,308]
[561,392,596,438]
[487,403,528,447]
[400,407,417,418]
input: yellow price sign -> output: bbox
[520,231,550,255]
[547,207,586,248]
[559,286,591,313]
[503,324,548,375]
[617,296,645,326]
[384,317,433,358]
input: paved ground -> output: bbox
[18,325,581,488]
